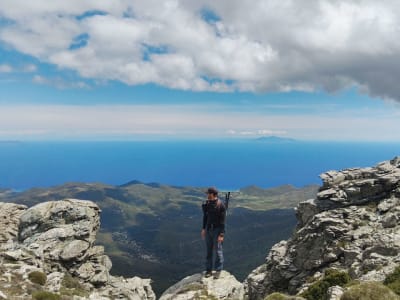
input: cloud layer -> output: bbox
[1,1,400,99]
[1,103,399,141]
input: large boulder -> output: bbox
[245,157,400,300]
[160,271,244,300]
[19,199,100,247]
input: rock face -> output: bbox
[245,157,400,299]
[0,202,27,250]
[0,199,155,300]
[159,271,244,300]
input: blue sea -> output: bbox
[1,140,400,191]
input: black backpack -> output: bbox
[201,192,231,214]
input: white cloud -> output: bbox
[0,63,38,74]
[22,64,37,72]
[227,129,287,136]
[1,1,400,99]
[0,64,13,73]
[32,75,90,89]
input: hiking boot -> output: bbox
[213,271,221,279]
[204,271,212,278]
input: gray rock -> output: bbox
[160,271,244,300]
[296,199,319,227]
[60,240,90,261]
[90,269,109,286]
[0,203,27,246]
[0,199,156,300]
[45,272,64,292]
[19,199,100,244]
[327,285,344,300]
[0,290,7,299]
[378,197,400,213]
[245,157,400,299]
[382,213,398,228]
[94,276,156,300]
[2,249,23,261]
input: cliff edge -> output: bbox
[245,157,400,299]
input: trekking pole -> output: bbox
[218,191,240,210]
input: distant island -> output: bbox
[255,136,296,143]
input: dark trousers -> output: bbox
[205,227,224,272]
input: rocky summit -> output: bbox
[159,271,244,300]
[245,157,400,299]
[0,199,155,300]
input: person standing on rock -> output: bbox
[201,186,226,279]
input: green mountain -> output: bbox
[0,182,318,296]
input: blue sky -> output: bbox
[1,1,400,141]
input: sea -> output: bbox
[1,140,400,191]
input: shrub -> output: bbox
[60,273,88,297]
[324,269,351,286]
[341,282,399,300]
[384,265,400,295]
[28,271,47,286]
[265,293,287,300]
[61,273,82,289]
[265,292,306,300]
[301,269,351,300]
[31,291,61,300]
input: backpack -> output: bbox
[201,192,232,213]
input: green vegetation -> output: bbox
[384,265,400,295]
[265,292,306,299]
[31,291,61,300]
[28,271,47,286]
[301,269,351,300]
[341,282,399,300]
[265,293,287,300]
[59,273,88,297]
[337,240,349,249]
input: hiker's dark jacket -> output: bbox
[202,199,226,234]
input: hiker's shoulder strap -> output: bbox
[216,199,226,212]
[202,201,208,213]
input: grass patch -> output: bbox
[301,269,351,300]
[60,273,89,297]
[31,291,61,300]
[341,282,399,300]
[28,271,47,286]
[265,292,306,299]
[384,265,400,295]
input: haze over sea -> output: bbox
[1,140,400,191]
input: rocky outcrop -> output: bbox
[159,271,244,300]
[0,199,155,300]
[0,202,27,248]
[245,157,400,299]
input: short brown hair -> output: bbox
[206,187,218,195]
